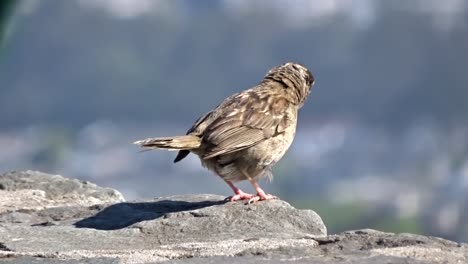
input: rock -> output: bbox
[0,170,124,215]
[0,171,467,263]
[74,194,326,241]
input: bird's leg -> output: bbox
[238,169,277,203]
[247,178,277,204]
[224,180,254,201]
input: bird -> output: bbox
[134,62,315,203]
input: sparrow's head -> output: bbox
[263,62,315,106]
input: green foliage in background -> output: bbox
[0,0,16,47]
[295,199,422,235]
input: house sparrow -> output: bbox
[134,62,315,203]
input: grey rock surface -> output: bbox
[0,170,124,214]
[0,171,466,263]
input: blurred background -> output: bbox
[1,0,468,242]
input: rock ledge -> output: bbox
[0,171,466,264]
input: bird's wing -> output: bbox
[202,90,292,159]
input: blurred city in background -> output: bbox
[1,0,468,242]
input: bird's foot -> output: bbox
[246,179,278,204]
[224,180,254,202]
[226,190,254,202]
[247,192,278,204]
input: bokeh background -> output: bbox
[1,0,468,242]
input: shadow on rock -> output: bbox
[74,198,227,230]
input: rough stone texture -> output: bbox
[0,170,125,213]
[0,171,467,263]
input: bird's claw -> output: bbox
[247,193,278,204]
[226,192,254,202]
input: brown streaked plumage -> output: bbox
[134,62,315,203]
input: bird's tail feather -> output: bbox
[133,135,201,151]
